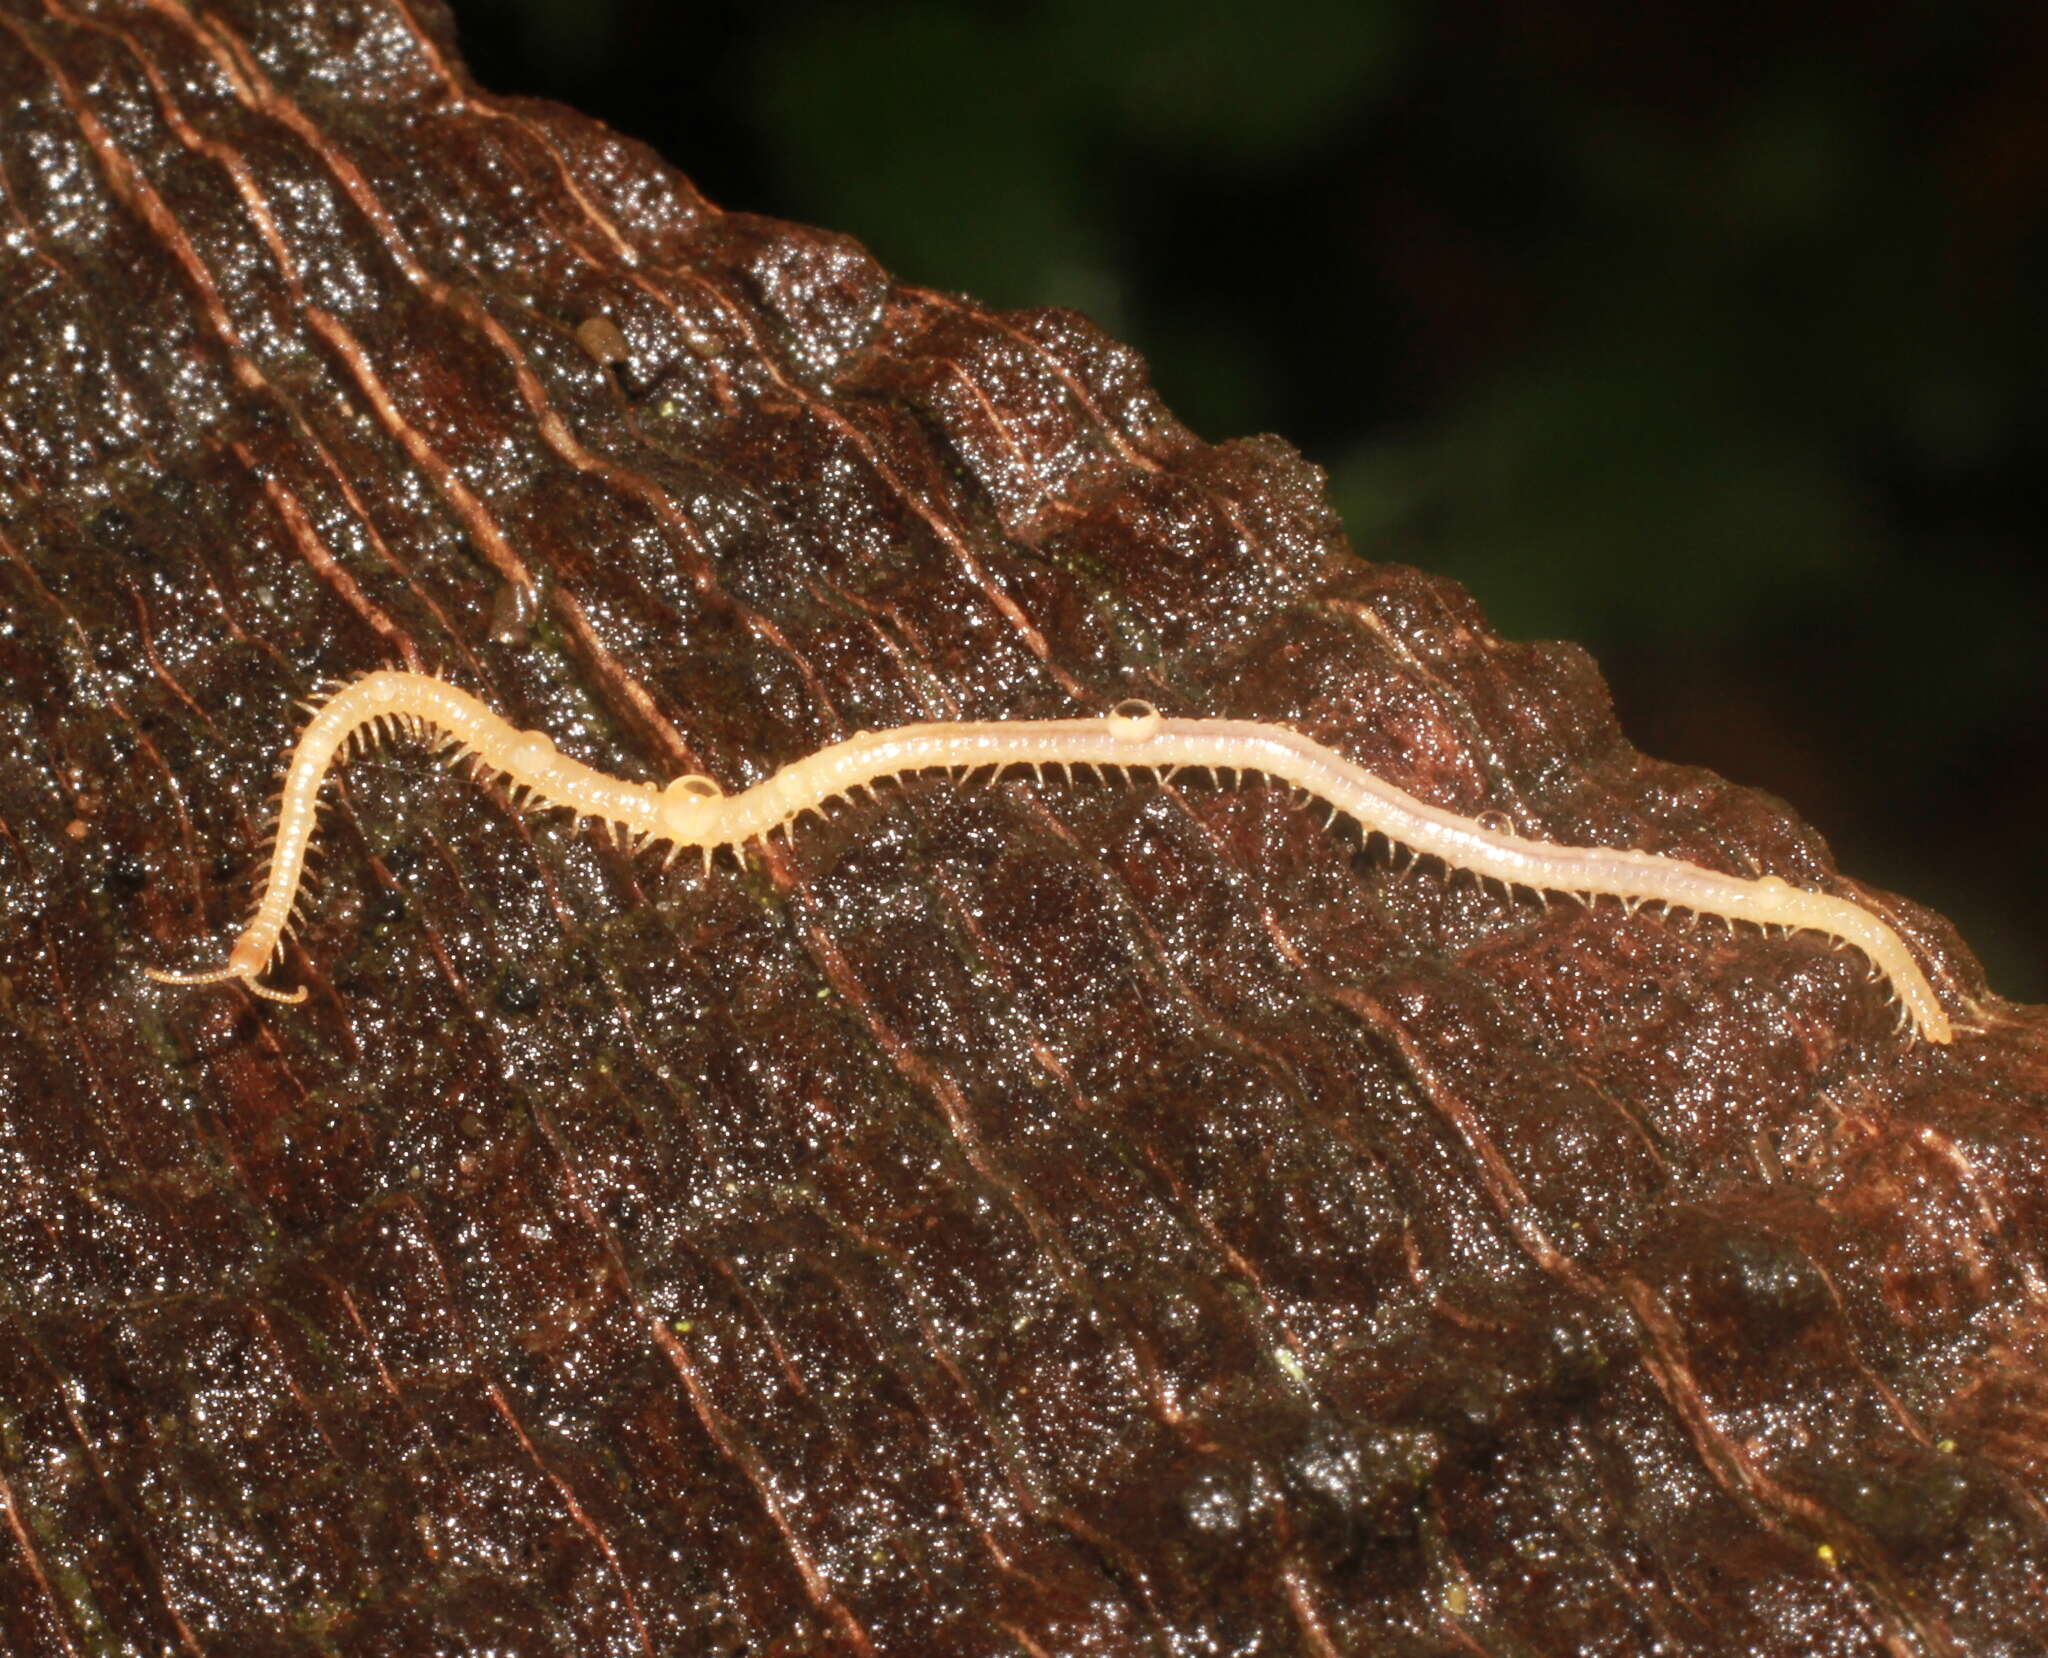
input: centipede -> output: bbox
[144,670,1952,1042]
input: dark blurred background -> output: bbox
[452,0,2047,1003]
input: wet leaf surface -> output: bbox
[0,2,2042,1653]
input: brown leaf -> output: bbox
[0,2,2040,1653]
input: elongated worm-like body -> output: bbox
[146,670,1951,1042]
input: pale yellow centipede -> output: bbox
[146,670,1951,1041]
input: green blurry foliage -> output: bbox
[754,1,1406,320]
